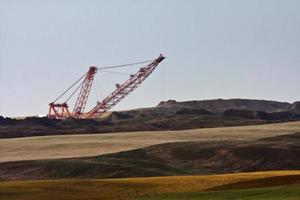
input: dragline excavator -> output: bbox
[48,54,165,119]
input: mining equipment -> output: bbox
[48,54,165,119]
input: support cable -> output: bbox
[94,75,104,100]
[87,54,165,118]
[97,59,154,70]
[52,72,87,103]
[97,69,131,76]
[53,59,152,103]
[65,80,85,103]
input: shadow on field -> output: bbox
[207,174,300,191]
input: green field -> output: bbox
[1,171,300,200]
[137,185,300,200]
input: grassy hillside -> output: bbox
[140,171,300,199]
[137,185,300,200]
[0,171,300,200]
[1,132,300,180]
[1,121,300,163]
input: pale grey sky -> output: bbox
[1,0,300,117]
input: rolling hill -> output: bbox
[1,131,300,180]
[1,121,300,163]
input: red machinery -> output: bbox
[73,66,97,118]
[48,54,165,119]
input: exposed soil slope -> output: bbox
[157,99,291,112]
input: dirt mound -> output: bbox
[0,116,15,126]
[223,109,300,121]
[289,102,300,115]
[158,99,291,113]
[175,108,214,115]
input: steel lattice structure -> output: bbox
[87,55,165,118]
[72,66,97,118]
[47,54,165,119]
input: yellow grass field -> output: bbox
[1,171,300,200]
[1,121,300,163]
